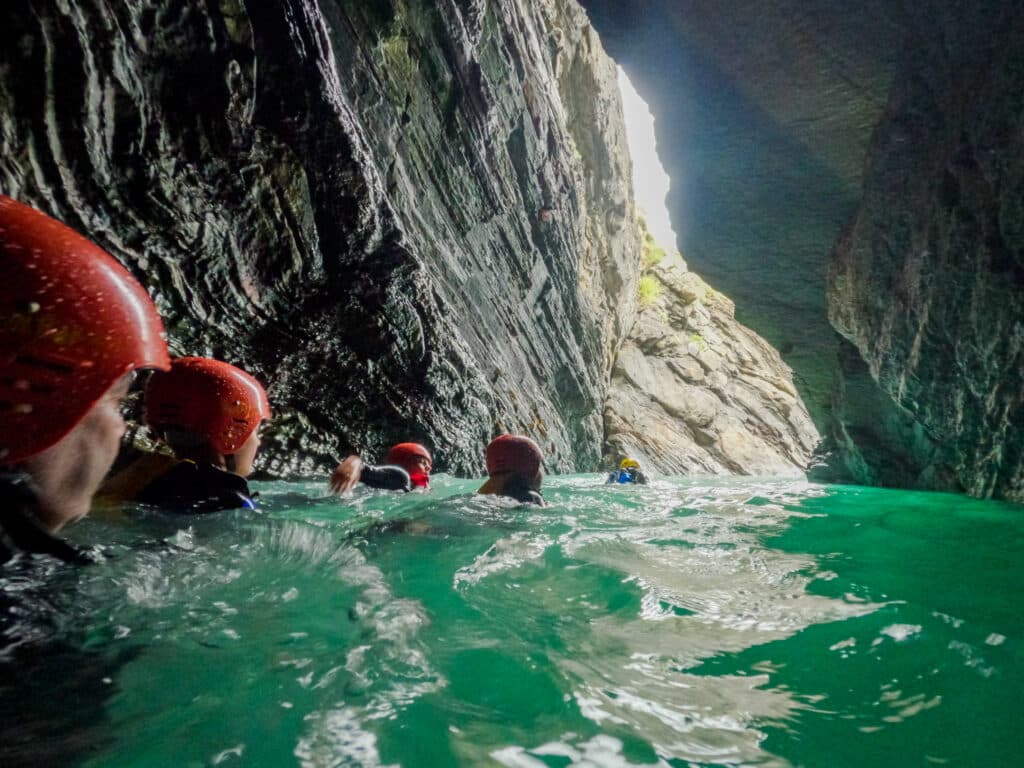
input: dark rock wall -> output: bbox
[811,337,957,492]
[0,0,639,475]
[829,1,1024,500]
[582,0,1024,500]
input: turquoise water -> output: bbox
[11,477,1024,766]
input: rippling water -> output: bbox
[3,476,1022,767]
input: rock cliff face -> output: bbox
[0,0,639,475]
[828,2,1024,500]
[583,0,1024,500]
[605,252,818,475]
[581,0,904,427]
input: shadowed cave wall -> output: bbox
[582,0,1024,500]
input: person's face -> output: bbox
[409,456,432,475]
[230,425,262,477]
[22,375,131,531]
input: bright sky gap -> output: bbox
[617,66,679,252]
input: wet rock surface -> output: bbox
[583,0,1024,500]
[0,0,639,475]
[581,0,904,427]
[605,254,818,476]
[808,338,959,493]
[828,2,1024,500]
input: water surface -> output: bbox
[5,476,1022,766]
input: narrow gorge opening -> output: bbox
[617,67,678,261]
[604,66,819,476]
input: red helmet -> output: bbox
[0,196,170,464]
[145,357,270,455]
[485,434,543,477]
[384,442,432,470]
[385,442,432,487]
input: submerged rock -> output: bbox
[605,252,818,476]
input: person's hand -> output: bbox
[330,455,363,494]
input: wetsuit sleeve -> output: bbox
[636,471,648,485]
[359,464,413,492]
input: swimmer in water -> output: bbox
[606,457,648,485]
[330,442,433,494]
[101,357,270,512]
[0,195,171,563]
[477,434,546,506]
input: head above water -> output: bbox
[145,357,270,476]
[384,442,432,487]
[0,195,170,529]
[0,195,171,465]
[619,458,640,471]
[484,434,543,483]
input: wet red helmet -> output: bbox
[485,434,543,477]
[385,442,432,487]
[384,442,432,470]
[0,196,170,464]
[145,357,270,455]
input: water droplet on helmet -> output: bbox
[14,403,33,414]
[13,379,30,390]
[26,302,40,313]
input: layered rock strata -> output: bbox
[0,0,639,474]
[605,253,818,475]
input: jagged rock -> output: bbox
[667,357,704,384]
[827,1,1024,501]
[584,0,1024,500]
[0,0,639,475]
[605,256,819,475]
[808,338,959,492]
[582,0,904,428]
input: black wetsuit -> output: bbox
[1,471,125,767]
[134,461,256,512]
[0,470,89,565]
[360,464,414,492]
[499,475,546,506]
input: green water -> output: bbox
[17,477,1024,766]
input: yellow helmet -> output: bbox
[619,458,640,470]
